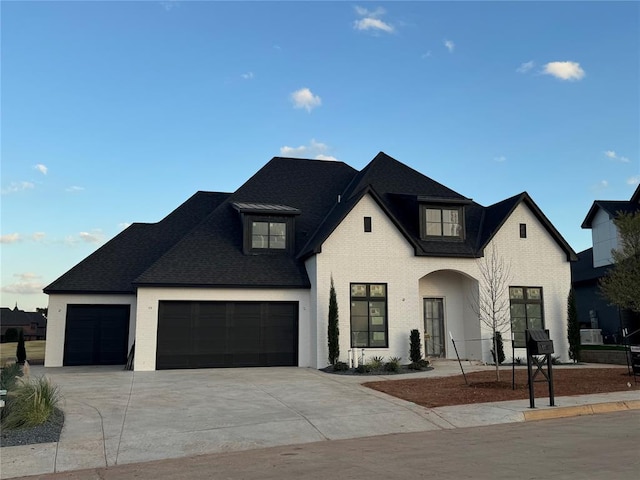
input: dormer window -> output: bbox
[252,221,286,249]
[425,207,462,237]
[417,195,471,241]
[232,202,301,255]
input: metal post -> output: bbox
[449,331,468,385]
[547,353,555,406]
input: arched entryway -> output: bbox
[419,270,481,360]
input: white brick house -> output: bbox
[44,153,576,370]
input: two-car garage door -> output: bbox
[156,301,298,369]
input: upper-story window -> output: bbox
[417,196,470,241]
[425,207,462,237]
[252,221,287,249]
[232,202,301,255]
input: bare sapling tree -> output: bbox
[471,242,512,381]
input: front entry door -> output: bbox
[424,298,445,357]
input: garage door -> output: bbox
[64,305,130,366]
[156,301,298,369]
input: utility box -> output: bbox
[526,329,554,355]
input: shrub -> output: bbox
[408,359,431,371]
[409,329,423,363]
[2,376,60,429]
[490,332,505,365]
[384,357,402,372]
[551,355,562,365]
[4,328,19,343]
[0,363,24,391]
[355,364,371,374]
[16,330,27,364]
[327,277,340,365]
[367,356,385,371]
[332,361,349,372]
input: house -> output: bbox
[44,152,576,370]
[0,306,47,342]
[573,185,640,344]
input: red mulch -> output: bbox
[364,367,639,408]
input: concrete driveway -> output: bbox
[3,365,455,477]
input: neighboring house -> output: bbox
[0,306,47,342]
[44,153,576,370]
[573,185,640,344]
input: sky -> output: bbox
[1,0,639,312]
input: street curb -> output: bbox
[523,400,640,422]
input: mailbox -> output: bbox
[526,329,554,355]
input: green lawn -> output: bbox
[0,340,46,365]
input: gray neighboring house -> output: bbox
[573,184,640,344]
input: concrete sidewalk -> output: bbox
[1,363,638,479]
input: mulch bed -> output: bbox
[364,367,639,408]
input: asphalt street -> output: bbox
[15,411,640,480]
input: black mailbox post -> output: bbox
[525,329,555,408]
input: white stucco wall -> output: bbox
[45,293,137,367]
[591,208,618,267]
[309,195,573,368]
[134,287,311,371]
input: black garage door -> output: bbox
[157,301,298,369]
[64,305,130,366]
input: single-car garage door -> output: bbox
[156,301,298,369]
[64,305,130,366]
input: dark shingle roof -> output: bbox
[134,158,357,288]
[582,200,640,228]
[46,152,576,293]
[571,248,611,285]
[0,307,47,328]
[44,191,231,293]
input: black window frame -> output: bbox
[242,215,294,255]
[419,204,465,241]
[509,286,545,348]
[350,283,388,348]
[364,216,372,233]
[519,223,527,238]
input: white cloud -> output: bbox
[290,88,322,112]
[494,156,507,162]
[32,232,46,241]
[444,39,455,53]
[421,51,432,59]
[79,230,105,244]
[627,176,640,186]
[599,180,609,188]
[34,164,48,175]
[280,139,338,161]
[119,223,132,230]
[241,72,254,80]
[66,186,85,192]
[1,282,45,295]
[15,272,41,281]
[1,233,22,244]
[516,61,535,73]
[542,61,585,81]
[353,6,394,33]
[159,1,179,12]
[604,150,631,163]
[1,181,34,195]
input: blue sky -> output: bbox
[2,1,639,311]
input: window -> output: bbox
[251,221,286,250]
[423,207,463,238]
[519,223,527,238]
[364,216,372,232]
[510,287,544,348]
[350,283,387,348]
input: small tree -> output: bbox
[327,276,340,365]
[600,211,640,314]
[491,331,505,365]
[471,243,512,381]
[16,329,27,364]
[567,288,581,363]
[4,327,19,343]
[409,329,423,363]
